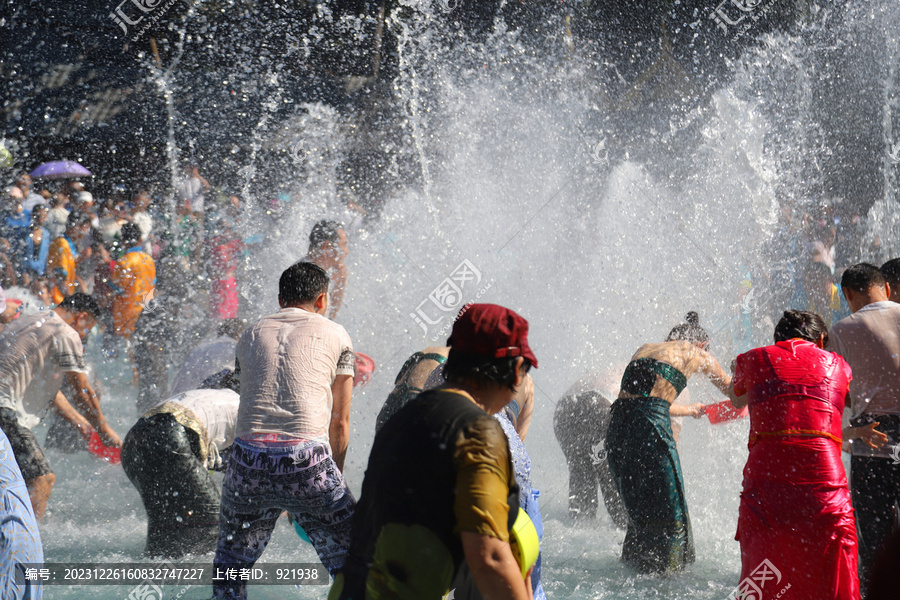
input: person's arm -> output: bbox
[329,374,352,471]
[461,532,533,600]
[514,375,534,441]
[63,371,121,447]
[842,422,889,453]
[669,402,705,418]
[50,391,92,440]
[327,263,348,320]
[696,350,733,397]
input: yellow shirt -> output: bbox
[46,237,77,300]
[110,247,156,337]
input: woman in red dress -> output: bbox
[731,310,859,600]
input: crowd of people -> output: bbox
[0,164,899,600]
[0,167,253,339]
[555,261,900,600]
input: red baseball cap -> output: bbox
[448,303,538,368]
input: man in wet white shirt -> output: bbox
[213,261,356,600]
[828,263,900,585]
[0,293,121,518]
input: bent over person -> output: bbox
[605,312,731,573]
[213,262,356,600]
[123,385,239,558]
[331,303,537,600]
[0,294,121,518]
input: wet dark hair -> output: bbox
[666,311,709,345]
[841,263,885,294]
[279,261,329,306]
[773,310,828,346]
[120,222,142,248]
[308,220,343,250]
[216,318,245,340]
[443,349,531,392]
[58,293,101,319]
[881,258,900,288]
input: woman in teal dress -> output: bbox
[606,312,734,573]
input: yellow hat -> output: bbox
[508,508,540,578]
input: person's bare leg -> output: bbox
[27,472,55,520]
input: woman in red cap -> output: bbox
[606,311,733,573]
[730,310,859,600]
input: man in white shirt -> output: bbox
[213,261,355,600]
[828,263,900,585]
[0,293,122,518]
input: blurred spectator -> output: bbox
[131,191,154,255]
[22,204,49,279]
[45,193,70,242]
[46,212,92,304]
[71,191,99,229]
[109,223,156,339]
[15,173,44,214]
[305,220,348,320]
[2,188,30,261]
[179,165,211,216]
[808,216,837,273]
[98,198,128,246]
[208,215,242,321]
[801,260,841,327]
[133,293,176,412]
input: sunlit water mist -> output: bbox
[32,6,897,600]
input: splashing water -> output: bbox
[25,2,900,599]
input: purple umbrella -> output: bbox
[30,160,92,180]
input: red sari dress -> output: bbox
[732,339,859,600]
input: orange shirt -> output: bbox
[110,247,156,337]
[46,237,77,300]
